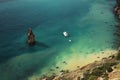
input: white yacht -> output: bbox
[63,31,68,37]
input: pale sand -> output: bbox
[58,49,117,71]
[28,49,117,80]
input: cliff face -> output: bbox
[114,0,120,19]
[117,0,120,6]
[39,1,120,80]
[40,50,120,80]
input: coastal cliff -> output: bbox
[38,1,120,80]
[39,50,120,80]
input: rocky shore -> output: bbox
[114,0,120,48]
[38,49,120,80]
[37,1,120,80]
[115,0,120,19]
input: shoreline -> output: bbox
[36,1,120,80]
[37,49,120,80]
[28,49,117,80]
[62,49,117,70]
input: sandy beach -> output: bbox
[28,49,117,80]
[0,0,116,80]
[55,49,117,71]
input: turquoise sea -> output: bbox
[0,0,117,80]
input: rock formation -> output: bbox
[27,28,35,45]
[114,3,120,19]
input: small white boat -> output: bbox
[63,31,68,37]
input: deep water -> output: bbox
[0,0,117,80]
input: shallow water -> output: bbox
[0,0,117,80]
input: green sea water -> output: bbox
[0,0,117,80]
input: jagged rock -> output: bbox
[27,28,35,45]
[114,5,120,19]
[114,6,119,12]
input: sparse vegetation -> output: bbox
[87,75,98,80]
[40,1,120,79]
[116,52,120,60]
[83,62,118,80]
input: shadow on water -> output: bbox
[0,41,49,64]
[25,41,49,53]
[35,41,49,48]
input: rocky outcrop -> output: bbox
[39,47,120,80]
[114,5,120,19]
[39,1,120,80]
[27,28,35,45]
[114,0,120,19]
[113,0,120,48]
[117,0,120,6]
